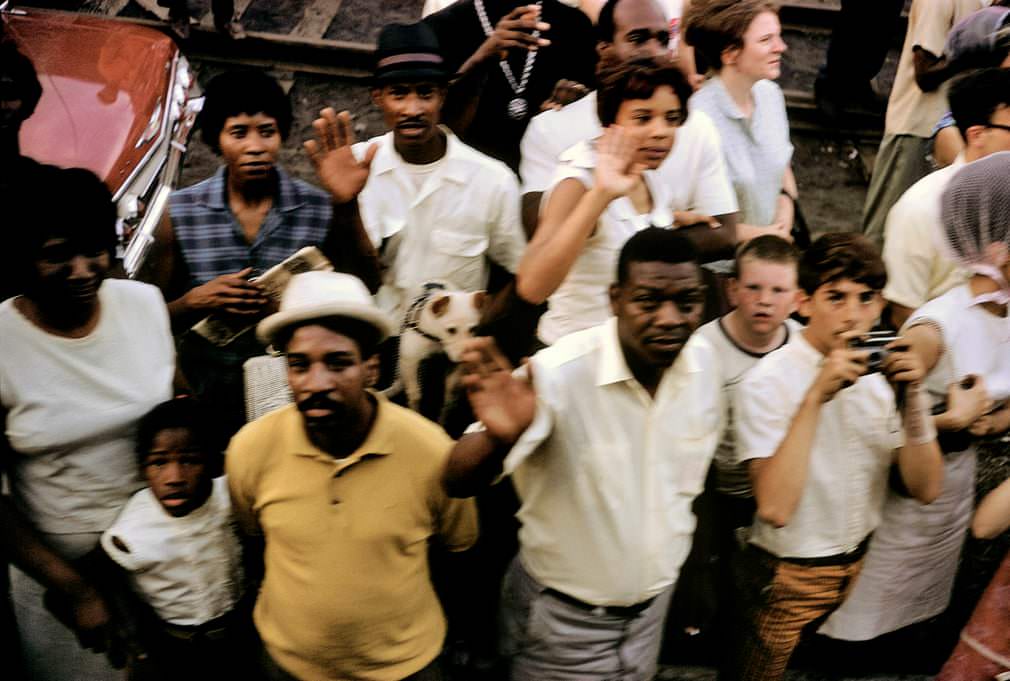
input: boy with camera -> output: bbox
[725,233,944,681]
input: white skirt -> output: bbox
[818,448,975,641]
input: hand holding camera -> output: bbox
[847,331,923,385]
[812,337,868,403]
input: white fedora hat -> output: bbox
[257,271,394,347]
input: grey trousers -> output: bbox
[500,558,674,681]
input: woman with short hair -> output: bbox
[1,166,176,680]
[684,0,796,244]
[516,55,695,344]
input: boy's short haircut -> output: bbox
[596,56,692,127]
[616,227,699,285]
[798,233,887,295]
[733,234,800,277]
[948,68,1010,138]
[683,0,778,73]
[135,397,219,467]
[198,70,293,154]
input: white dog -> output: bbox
[392,281,486,418]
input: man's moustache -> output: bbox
[298,396,343,414]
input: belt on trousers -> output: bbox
[542,588,657,618]
[161,611,234,643]
[752,534,872,567]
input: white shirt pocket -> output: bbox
[429,228,491,288]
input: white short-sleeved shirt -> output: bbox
[537,141,675,344]
[735,332,904,559]
[689,76,793,226]
[500,319,724,606]
[694,316,802,497]
[519,90,738,218]
[819,285,1010,640]
[885,0,988,137]
[882,159,968,310]
[0,280,175,534]
[352,129,527,320]
[101,477,243,626]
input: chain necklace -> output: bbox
[474,0,543,121]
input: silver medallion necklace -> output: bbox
[474,0,543,121]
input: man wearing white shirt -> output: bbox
[519,0,738,250]
[444,228,724,680]
[883,68,1010,329]
[728,233,944,681]
[348,22,526,323]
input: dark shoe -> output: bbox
[215,17,247,40]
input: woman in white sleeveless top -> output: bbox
[1,168,175,681]
[516,56,693,344]
[820,152,1010,643]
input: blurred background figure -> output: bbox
[157,0,245,40]
[815,0,905,120]
[861,0,986,249]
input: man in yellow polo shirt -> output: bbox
[226,271,478,681]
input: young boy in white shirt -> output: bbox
[680,235,801,645]
[98,398,248,681]
[726,233,945,681]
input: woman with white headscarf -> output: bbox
[819,151,1010,644]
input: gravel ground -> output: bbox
[17,3,1010,678]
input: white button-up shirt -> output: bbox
[353,129,527,319]
[100,477,243,626]
[501,319,724,606]
[735,333,904,559]
[538,141,675,345]
[519,90,738,218]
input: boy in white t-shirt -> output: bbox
[726,233,945,681]
[98,398,248,681]
[674,235,800,646]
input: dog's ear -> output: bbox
[472,290,488,310]
[431,295,451,317]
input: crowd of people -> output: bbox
[3,0,1010,680]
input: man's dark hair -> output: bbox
[595,0,620,43]
[596,56,692,126]
[0,43,43,124]
[734,234,800,276]
[135,397,219,468]
[948,68,1010,138]
[683,0,778,72]
[798,233,887,295]
[13,166,117,270]
[199,70,292,154]
[275,316,382,360]
[616,227,699,285]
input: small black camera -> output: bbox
[848,331,902,373]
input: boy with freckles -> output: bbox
[726,233,945,681]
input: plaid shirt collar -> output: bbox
[194,166,309,213]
